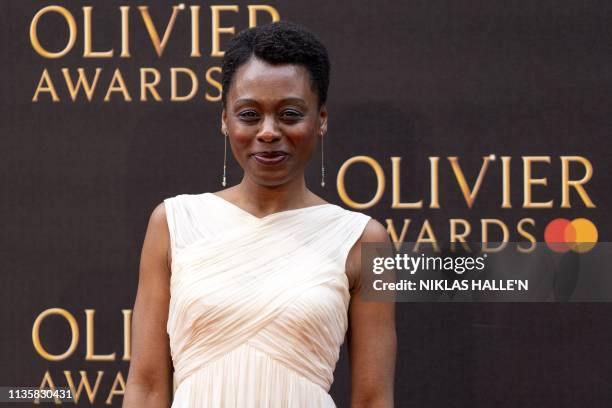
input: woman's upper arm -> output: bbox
[346,219,396,407]
[124,202,173,401]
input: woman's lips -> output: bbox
[251,151,289,165]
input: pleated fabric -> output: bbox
[163,192,371,407]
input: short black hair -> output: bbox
[221,21,331,109]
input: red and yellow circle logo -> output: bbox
[544,218,598,253]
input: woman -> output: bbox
[123,21,396,407]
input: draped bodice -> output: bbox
[163,192,371,407]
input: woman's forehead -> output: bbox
[228,57,316,104]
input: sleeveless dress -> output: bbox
[163,192,371,407]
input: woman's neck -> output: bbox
[228,175,320,216]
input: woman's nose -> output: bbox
[256,117,281,143]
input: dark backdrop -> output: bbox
[2,1,611,406]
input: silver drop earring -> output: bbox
[320,132,325,187]
[221,131,228,187]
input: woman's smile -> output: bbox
[250,150,290,166]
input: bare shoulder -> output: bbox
[360,218,389,243]
[138,200,172,293]
[346,218,389,291]
[146,201,172,267]
[150,201,168,225]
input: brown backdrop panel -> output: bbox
[1,1,611,406]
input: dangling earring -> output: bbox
[221,131,228,187]
[320,132,325,187]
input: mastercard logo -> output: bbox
[544,218,598,253]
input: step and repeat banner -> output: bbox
[2,1,611,406]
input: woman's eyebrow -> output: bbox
[234,97,307,106]
[279,97,307,105]
[234,97,258,105]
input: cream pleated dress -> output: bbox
[163,192,371,407]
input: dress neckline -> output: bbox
[206,192,335,221]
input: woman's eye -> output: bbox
[238,111,259,120]
[282,110,303,119]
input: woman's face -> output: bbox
[222,56,327,187]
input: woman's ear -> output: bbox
[319,104,328,136]
[221,108,227,135]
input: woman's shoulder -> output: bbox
[163,191,209,202]
[162,192,216,214]
[360,217,388,243]
[322,205,388,252]
[341,207,387,241]
[328,203,374,225]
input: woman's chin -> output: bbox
[248,170,295,187]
